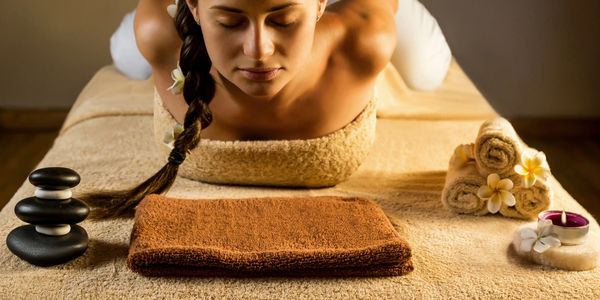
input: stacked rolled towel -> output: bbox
[474,118,525,177]
[441,146,488,216]
[128,195,414,277]
[499,174,553,219]
[442,117,552,219]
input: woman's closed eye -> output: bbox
[216,16,245,28]
[269,12,300,28]
[216,16,297,29]
[269,18,296,28]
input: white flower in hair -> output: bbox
[163,123,184,149]
[167,64,185,95]
[167,0,179,18]
[518,219,561,253]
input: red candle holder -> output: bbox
[538,210,589,245]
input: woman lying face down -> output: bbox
[83,0,398,218]
[197,0,321,98]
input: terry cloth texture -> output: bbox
[128,195,413,277]
[443,118,552,219]
[2,60,599,299]
[441,150,488,216]
[499,173,553,219]
[153,90,377,188]
[474,117,525,177]
[442,146,552,219]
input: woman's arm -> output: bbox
[328,0,398,14]
[325,0,399,77]
[330,0,452,91]
[135,0,188,123]
[134,0,181,67]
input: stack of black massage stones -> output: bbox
[6,167,90,266]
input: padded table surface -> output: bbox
[1,61,597,299]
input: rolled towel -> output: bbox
[474,118,524,177]
[499,175,553,220]
[441,144,489,216]
[128,195,413,277]
[443,145,552,219]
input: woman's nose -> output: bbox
[243,23,275,61]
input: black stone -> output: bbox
[28,167,80,190]
[6,224,88,267]
[15,197,89,224]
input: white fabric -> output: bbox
[391,0,452,91]
[110,9,152,81]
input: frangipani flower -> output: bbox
[163,123,184,149]
[514,150,550,188]
[454,143,475,165]
[167,65,185,95]
[167,0,179,18]
[477,173,515,214]
[518,219,561,253]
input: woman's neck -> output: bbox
[210,67,313,121]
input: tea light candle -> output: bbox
[538,210,590,245]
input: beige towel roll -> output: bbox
[499,175,553,220]
[474,118,524,177]
[441,146,488,216]
[443,144,552,219]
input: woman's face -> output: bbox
[189,0,324,98]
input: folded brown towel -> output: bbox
[128,195,413,277]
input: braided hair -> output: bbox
[82,1,214,218]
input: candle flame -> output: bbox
[561,210,567,225]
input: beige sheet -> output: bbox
[1,61,598,299]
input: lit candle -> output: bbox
[538,210,590,245]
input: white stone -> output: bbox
[35,225,71,236]
[35,188,72,200]
[512,223,600,271]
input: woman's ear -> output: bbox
[317,0,327,20]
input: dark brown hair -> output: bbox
[81,1,214,218]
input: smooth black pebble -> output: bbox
[6,225,88,267]
[15,197,89,224]
[28,167,81,190]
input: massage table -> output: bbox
[1,60,598,299]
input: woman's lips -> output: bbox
[239,68,281,81]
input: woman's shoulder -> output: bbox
[134,0,181,66]
[323,0,398,78]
